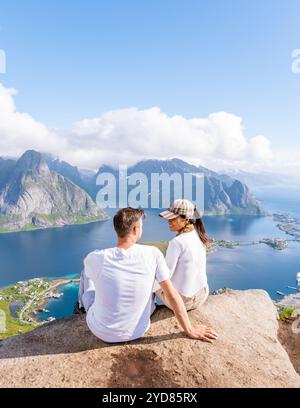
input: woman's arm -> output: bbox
[165,239,181,279]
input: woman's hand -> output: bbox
[187,324,218,343]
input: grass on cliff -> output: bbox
[143,240,169,256]
[0,280,53,340]
[0,298,32,340]
[34,212,62,221]
[0,215,10,223]
[0,212,105,233]
[278,307,296,321]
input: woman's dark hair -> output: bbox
[194,218,210,247]
[180,214,210,247]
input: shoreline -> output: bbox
[0,212,264,234]
[275,292,300,309]
[0,216,110,235]
[29,278,80,324]
[34,278,80,321]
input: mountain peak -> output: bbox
[0,149,107,231]
[15,150,50,176]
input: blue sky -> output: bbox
[0,0,300,171]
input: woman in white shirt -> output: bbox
[156,199,210,311]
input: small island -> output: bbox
[259,238,288,250]
[273,213,300,225]
[273,213,300,239]
[144,235,294,256]
[277,223,300,238]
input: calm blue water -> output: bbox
[37,281,79,320]
[0,188,299,321]
[253,185,300,218]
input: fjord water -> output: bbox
[0,188,299,320]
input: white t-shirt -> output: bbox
[85,244,170,343]
[155,229,207,297]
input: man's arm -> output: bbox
[83,250,102,282]
[159,279,218,343]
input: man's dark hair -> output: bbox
[113,207,146,238]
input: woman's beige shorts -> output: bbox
[155,284,209,311]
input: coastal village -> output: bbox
[0,278,78,339]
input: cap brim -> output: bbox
[159,210,178,220]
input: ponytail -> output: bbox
[176,203,210,247]
[194,218,210,248]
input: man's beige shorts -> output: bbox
[155,285,209,311]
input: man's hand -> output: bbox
[187,324,218,343]
[159,280,218,343]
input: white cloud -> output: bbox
[0,83,66,158]
[0,82,297,177]
[68,107,275,171]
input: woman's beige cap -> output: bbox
[159,199,201,220]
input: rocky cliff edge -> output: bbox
[0,289,299,388]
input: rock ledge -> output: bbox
[0,289,299,388]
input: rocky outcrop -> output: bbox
[0,290,299,388]
[0,150,107,231]
[278,319,300,375]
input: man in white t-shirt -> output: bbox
[79,207,218,344]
